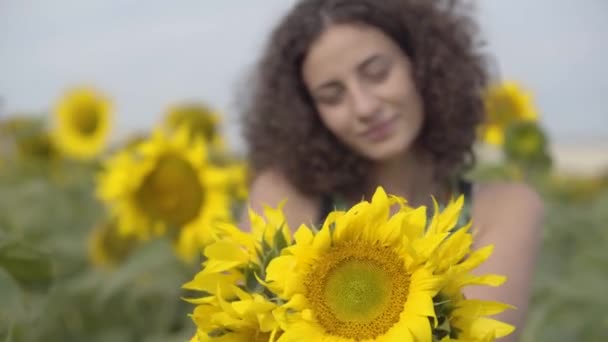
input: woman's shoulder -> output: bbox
[244,168,320,230]
[474,181,543,211]
[471,181,544,236]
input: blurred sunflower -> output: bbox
[89,219,139,268]
[53,87,112,159]
[164,103,224,150]
[480,81,538,146]
[224,160,249,202]
[17,132,58,161]
[0,116,58,160]
[97,127,233,261]
[504,121,552,171]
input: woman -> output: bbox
[241,0,543,338]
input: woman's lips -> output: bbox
[360,116,398,142]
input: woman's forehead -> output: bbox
[302,23,399,85]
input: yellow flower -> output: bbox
[426,198,515,341]
[0,116,57,160]
[53,87,112,159]
[182,188,514,341]
[88,219,139,268]
[97,127,232,261]
[183,204,292,341]
[481,81,538,146]
[18,132,58,161]
[164,103,224,150]
[224,161,249,201]
[503,121,552,172]
[188,291,281,342]
[265,188,447,341]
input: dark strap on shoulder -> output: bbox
[318,194,335,224]
[457,179,473,200]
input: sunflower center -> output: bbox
[305,242,410,339]
[325,260,390,321]
[73,104,100,135]
[135,154,204,228]
[98,221,138,264]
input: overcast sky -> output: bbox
[1,0,607,151]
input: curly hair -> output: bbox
[242,0,489,198]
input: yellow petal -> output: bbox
[435,195,465,234]
[377,318,414,342]
[484,125,504,146]
[190,304,221,331]
[409,268,443,294]
[203,240,249,274]
[183,271,241,295]
[403,292,436,320]
[232,299,276,318]
[276,322,326,342]
[450,245,494,275]
[455,274,506,288]
[412,232,449,261]
[312,223,331,251]
[293,225,314,245]
[404,314,432,342]
[432,228,473,272]
[455,299,515,317]
[266,255,302,297]
[400,207,427,241]
[382,211,408,246]
[333,201,369,242]
[469,317,516,339]
[426,197,441,235]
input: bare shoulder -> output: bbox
[472,181,545,236]
[465,182,545,332]
[243,168,320,231]
[474,181,544,218]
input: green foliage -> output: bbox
[0,159,195,342]
[0,151,606,341]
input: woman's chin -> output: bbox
[359,139,413,162]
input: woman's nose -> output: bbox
[349,83,382,121]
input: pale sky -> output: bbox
[1,0,607,152]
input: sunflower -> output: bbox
[0,116,58,161]
[53,87,112,159]
[265,187,449,341]
[164,103,224,150]
[97,127,232,261]
[224,160,249,202]
[504,121,552,172]
[183,204,292,341]
[89,219,139,268]
[425,199,515,341]
[188,291,281,342]
[481,81,538,146]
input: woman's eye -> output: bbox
[315,87,344,106]
[363,59,391,82]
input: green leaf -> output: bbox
[0,268,25,324]
[0,240,53,291]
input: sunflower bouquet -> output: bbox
[185,188,514,341]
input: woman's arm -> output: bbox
[241,168,319,232]
[467,182,544,341]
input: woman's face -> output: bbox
[303,23,424,162]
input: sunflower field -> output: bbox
[0,83,607,342]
